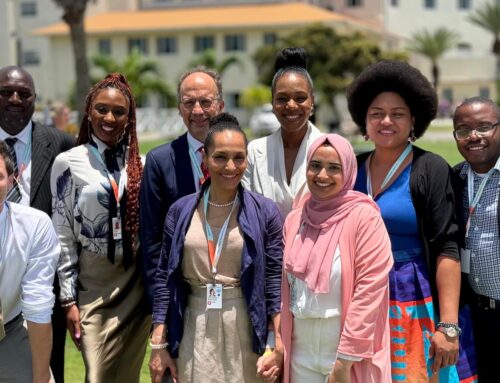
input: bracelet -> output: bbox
[262,347,274,357]
[149,341,169,350]
[60,300,76,308]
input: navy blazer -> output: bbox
[139,133,197,304]
[152,182,283,357]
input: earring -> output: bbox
[409,128,416,142]
[364,134,370,141]
[310,105,314,117]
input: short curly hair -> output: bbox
[346,60,437,139]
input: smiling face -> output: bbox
[453,102,500,173]
[366,91,414,151]
[203,129,247,194]
[178,72,224,142]
[90,87,129,147]
[272,72,314,134]
[306,144,344,200]
[0,67,36,135]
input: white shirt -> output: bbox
[0,202,60,323]
[242,122,323,221]
[0,122,33,206]
[187,132,205,192]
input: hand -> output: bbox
[149,348,178,383]
[328,358,353,383]
[64,304,81,351]
[429,330,459,374]
[256,347,283,381]
[33,370,53,383]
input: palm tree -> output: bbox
[469,1,500,102]
[407,27,460,89]
[52,0,94,120]
[92,49,176,107]
[188,49,243,76]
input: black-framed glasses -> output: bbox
[180,97,219,111]
[453,122,499,141]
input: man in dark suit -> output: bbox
[140,67,224,304]
[0,65,75,383]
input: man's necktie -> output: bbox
[0,296,5,341]
[198,147,210,184]
[5,138,21,203]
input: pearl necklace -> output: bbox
[208,199,235,208]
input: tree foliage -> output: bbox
[407,27,460,89]
[52,0,94,121]
[92,49,176,107]
[253,23,407,104]
[188,49,243,76]
[469,1,500,102]
[240,85,272,110]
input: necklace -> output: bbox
[208,199,235,208]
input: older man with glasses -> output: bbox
[452,96,500,383]
[140,66,225,309]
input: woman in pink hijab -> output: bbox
[281,134,393,383]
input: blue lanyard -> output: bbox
[202,187,237,275]
[367,143,412,198]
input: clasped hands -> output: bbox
[256,346,284,382]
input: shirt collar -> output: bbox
[0,201,8,222]
[90,134,109,155]
[0,121,32,145]
[461,156,500,178]
[187,132,204,152]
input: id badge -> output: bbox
[460,248,471,274]
[206,283,222,309]
[112,217,122,240]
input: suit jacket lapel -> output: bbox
[30,122,52,204]
[173,133,196,196]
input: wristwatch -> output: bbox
[436,322,462,338]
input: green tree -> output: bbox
[188,49,243,76]
[92,49,176,107]
[52,0,94,120]
[240,85,272,110]
[469,1,500,102]
[408,27,460,89]
[254,24,407,107]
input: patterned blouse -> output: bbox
[50,136,128,301]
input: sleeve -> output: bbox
[264,200,284,316]
[419,154,460,259]
[140,151,169,304]
[21,214,61,323]
[50,154,79,301]
[151,202,178,324]
[241,142,255,191]
[337,206,393,358]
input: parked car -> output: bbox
[249,104,280,136]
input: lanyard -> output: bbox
[188,142,206,186]
[88,146,127,210]
[465,165,496,237]
[202,187,238,275]
[367,143,412,198]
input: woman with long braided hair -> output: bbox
[50,73,150,382]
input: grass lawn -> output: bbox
[62,131,462,381]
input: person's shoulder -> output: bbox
[452,160,467,174]
[147,133,186,159]
[247,130,279,152]
[170,191,197,212]
[412,145,450,172]
[33,122,75,147]
[54,144,86,162]
[10,202,51,223]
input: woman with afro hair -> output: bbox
[348,60,477,383]
[51,73,150,382]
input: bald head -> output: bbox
[0,66,36,135]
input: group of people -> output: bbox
[0,45,498,383]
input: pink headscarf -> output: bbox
[285,134,378,293]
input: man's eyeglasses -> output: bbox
[453,122,499,141]
[180,98,219,111]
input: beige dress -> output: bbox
[177,202,262,383]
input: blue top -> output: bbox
[355,162,423,252]
[151,181,283,357]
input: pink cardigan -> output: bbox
[281,204,393,383]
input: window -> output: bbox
[345,0,362,7]
[479,87,490,99]
[128,38,148,54]
[442,88,453,102]
[458,0,471,9]
[20,2,37,16]
[424,0,436,9]
[224,34,246,52]
[22,51,40,65]
[194,36,215,52]
[457,42,472,52]
[226,92,241,108]
[263,33,277,45]
[157,37,177,54]
[391,0,398,6]
[98,39,112,55]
